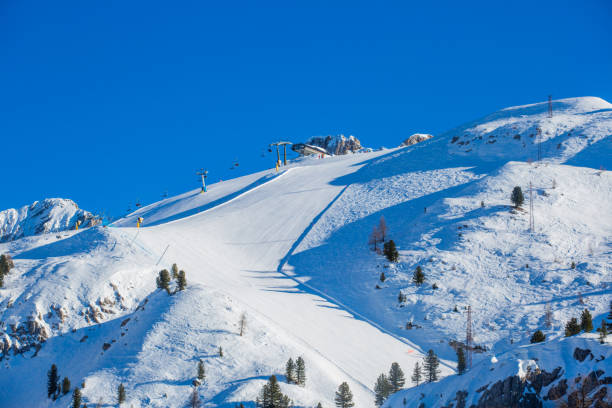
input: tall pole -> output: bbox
[197,169,208,193]
[283,144,287,166]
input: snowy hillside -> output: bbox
[0,96,610,408]
[0,198,100,242]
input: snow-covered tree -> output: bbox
[334,382,354,408]
[411,362,423,386]
[171,263,179,278]
[285,358,295,383]
[374,374,390,406]
[158,269,171,293]
[197,359,205,381]
[388,362,405,392]
[177,270,187,291]
[296,356,306,386]
[423,349,440,382]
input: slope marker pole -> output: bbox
[156,245,170,266]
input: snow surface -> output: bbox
[0,96,610,408]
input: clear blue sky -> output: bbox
[1,0,610,218]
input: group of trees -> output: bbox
[373,362,405,406]
[368,217,400,263]
[48,363,126,407]
[0,253,14,288]
[410,349,441,387]
[565,308,593,337]
[256,376,291,408]
[285,357,306,386]
[156,263,187,294]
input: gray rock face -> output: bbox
[306,134,362,155]
[0,198,100,242]
[476,375,542,408]
[402,133,433,146]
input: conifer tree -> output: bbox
[177,270,187,291]
[334,382,355,408]
[48,364,59,398]
[256,376,290,408]
[511,186,524,208]
[171,263,179,279]
[316,403,323,408]
[239,313,247,336]
[296,356,306,386]
[580,309,593,332]
[423,350,440,383]
[599,320,608,344]
[380,272,386,282]
[197,359,206,381]
[413,266,425,286]
[565,317,581,336]
[411,362,423,386]
[62,377,71,394]
[158,269,171,293]
[219,346,223,357]
[72,388,81,408]
[456,347,466,375]
[530,330,545,343]
[118,383,126,405]
[388,362,405,393]
[285,358,295,383]
[383,240,399,263]
[374,374,391,406]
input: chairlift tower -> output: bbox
[269,142,293,166]
[197,169,208,193]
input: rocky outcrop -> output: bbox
[0,198,101,242]
[402,133,433,146]
[306,134,362,155]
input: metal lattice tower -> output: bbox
[466,305,473,369]
[529,182,535,232]
[548,95,553,118]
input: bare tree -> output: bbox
[378,216,388,242]
[545,302,553,328]
[189,388,202,408]
[369,226,381,251]
[239,313,247,337]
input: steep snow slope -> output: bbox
[0,198,100,242]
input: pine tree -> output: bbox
[316,403,323,408]
[411,362,423,386]
[413,266,425,286]
[296,356,306,386]
[378,216,388,242]
[219,346,223,357]
[177,270,187,291]
[565,317,581,336]
[256,376,290,408]
[189,388,202,408]
[397,291,406,304]
[374,374,391,406]
[530,330,546,343]
[239,313,247,336]
[599,320,608,344]
[383,240,399,263]
[423,349,440,382]
[197,359,205,381]
[285,358,295,383]
[62,377,71,394]
[48,364,59,398]
[171,263,179,279]
[118,383,126,405]
[456,347,466,375]
[580,309,593,332]
[72,388,81,408]
[380,272,386,282]
[511,186,524,208]
[388,362,405,393]
[334,382,355,408]
[158,269,171,293]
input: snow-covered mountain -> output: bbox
[306,134,362,155]
[0,198,100,243]
[0,97,610,408]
